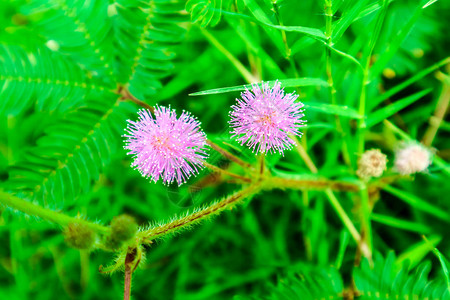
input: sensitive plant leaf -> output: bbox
[186,0,226,27]
[22,0,115,83]
[6,95,135,209]
[0,45,107,115]
[354,252,450,300]
[113,0,186,100]
[365,89,431,127]
[189,78,328,96]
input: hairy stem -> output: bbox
[0,190,109,235]
[119,85,155,113]
[203,161,251,183]
[137,183,262,244]
[207,140,252,169]
[269,177,360,192]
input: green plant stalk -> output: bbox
[137,183,263,244]
[360,183,373,255]
[203,161,251,183]
[325,189,371,258]
[269,177,360,192]
[357,0,388,155]
[324,0,351,167]
[0,190,109,234]
[200,27,257,83]
[207,140,252,169]
[80,250,90,290]
[271,0,298,77]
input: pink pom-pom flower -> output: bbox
[229,81,306,155]
[124,106,209,185]
[394,142,432,175]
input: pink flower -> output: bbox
[229,81,305,154]
[124,106,208,185]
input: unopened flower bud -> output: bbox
[110,214,138,241]
[356,149,387,179]
[104,215,138,250]
[395,143,432,175]
[64,222,96,250]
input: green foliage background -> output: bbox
[0,0,450,299]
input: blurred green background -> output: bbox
[0,0,450,299]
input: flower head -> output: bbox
[229,81,305,154]
[356,149,387,179]
[124,106,208,185]
[394,142,432,175]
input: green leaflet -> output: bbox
[113,0,187,101]
[22,0,115,83]
[186,0,228,27]
[6,95,135,209]
[267,253,450,300]
[0,45,107,115]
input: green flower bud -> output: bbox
[104,215,138,250]
[111,214,138,241]
[64,222,96,250]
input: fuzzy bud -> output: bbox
[64,222,96,250]
[104,215,138,250]
[110,215,138,241]
[356,149,387,179]
[394,143,432,175]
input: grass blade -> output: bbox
[366,89,431,127]
[371,213,431,233]
[396,235,442,271]
[189,78,328,96]
[383,185,450,221]
[372,57,450,109]
[304,103,362,119]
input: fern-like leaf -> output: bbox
[112,0,186,100]
[268,268,343,300]
[22,0,115,83]
[5,95,135,209]
[265,252,450,300]
[354,252,450,300]
[0,45,108,115]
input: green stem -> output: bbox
[325,189,371,259]
[200,27,257,83]
[207,140,252,170]
[269,177,360,192]
[137,183,262,244]
[0,190,109,234]
[203,161,251,183]
[271,0,299,78]
[324,0,351,167]
[360,183,373,256]
[357,0,388,155]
